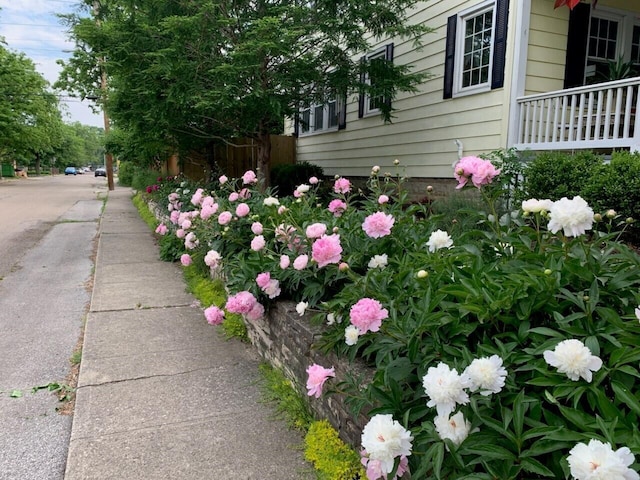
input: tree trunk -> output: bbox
[35,153,41,176]
[256,129,272,190]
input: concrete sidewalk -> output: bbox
[65,187,312,479]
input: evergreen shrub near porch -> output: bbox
[144,157,640,480]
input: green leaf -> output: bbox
[520,457,555,477]
[460,444,516,461]
[611,381,640,416]
[528,327,563,337]
[10,390,22,398]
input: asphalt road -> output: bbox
[0,173,108,479]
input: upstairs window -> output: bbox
[358,44,394,118]
[443,0,509,99]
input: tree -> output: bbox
[0,45,64,171]
[58,0,430,186]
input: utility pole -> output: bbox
[94,0,114,191]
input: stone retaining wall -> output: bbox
[247,301,371,448]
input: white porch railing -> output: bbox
[512,77,640,152]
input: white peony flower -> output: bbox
[263,196,280,207]
[521,198,554,214]
[543,339,602,382]
[327,313,342,325]
[463,355,507,396]
[548,196,594,237]
[344,325,360,346]
[361,414,413,475]
[426,230,453,253]
[635,306,640,322]
[296,184,310,193]
[367,254,389,270]
[296,301,309,316]
[422,363,470,417]
[434,412,471,447]
[567,439,639,480]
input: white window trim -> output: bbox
[298,100,339,137]
[452,0,496,98]
[363,46,388,117]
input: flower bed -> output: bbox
[147,157,640,480]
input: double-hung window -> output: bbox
[443,0,508,99]
[298,98,344,136]
[358,44,394,118]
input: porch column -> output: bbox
[507,0,531,148]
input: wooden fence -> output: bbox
[181,135,296,182]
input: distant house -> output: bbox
[291,0,640,184]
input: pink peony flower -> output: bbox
[362,212,395,238]
[239,188,251,200]
[235,202,250,217]
[242,170,258,185]
[204,305,225,325]
[334,177,352,194]
[219,175,228,184]
[378,195,389,204]
[251,222,263,235]
[328,199,347,217]
[170,210,180,224]
[176,228,186,239]
[454,156,500,189]
[280,255,290,269]
[277,205,288,215]
[306,364,336,398]
[293,254,309,270]
[200,202,218,221]
[225,291,258,314]
[184,232,199,249]
[181,219,192,230]
[191,188,204,206]
[228,192,239,202]
[180,254,192,266]
[262,279,281,299]
[306,222,327,239]
[245,302,265,321]
[155,223,168,235]
[256,272,271,289]
[204,250,222,269]
[218,211,233,225]
[251,235,266,251]
[309,176,319,185]
[350,298,388,334]
[312,234,343,268]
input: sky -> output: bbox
[0,0,104,128]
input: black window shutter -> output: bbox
[443,15,457,99]
[358,56,366,118]
[293,112,299,137]
[384,43,394,110]
[563,3,590,88]
[491,0,509,90]
[338,94,347,130]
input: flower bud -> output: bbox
[605,209,616,219]
[332,226,339,233]
[416,270,428,279]
[338,262,349,272]
[583,295,590,302]
[544,269,552,275]
[426,185,433,193]
[372,165,380,173]
[593,213,602,222]
[626,217,635,224]
[393,158,400,165]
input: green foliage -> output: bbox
[271,162,325,198]
[523,151,602,201]
[58,0,431,182]
[304,420,365,480]
[158,234,185,263]
[117,161,135,186]
[131,193,159,231]
[259,363,314,431]
[132,169,162,192]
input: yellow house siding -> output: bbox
[296,0,518,179]
[525,0,569,95]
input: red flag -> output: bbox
[554,0,582,9]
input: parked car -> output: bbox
[65,167,77,175]
[95,168,107,177]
